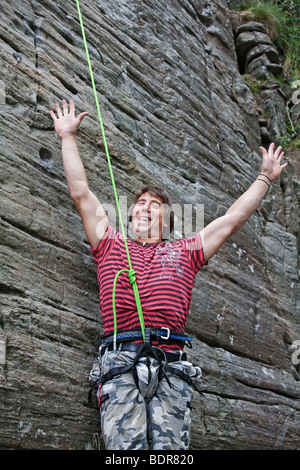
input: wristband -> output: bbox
[259,173,272,183]
[257,178,270,188]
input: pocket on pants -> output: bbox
[100,350,137,376]
[100,370,148,450]
[150,372,193,450]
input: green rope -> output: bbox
[75,0,145,345]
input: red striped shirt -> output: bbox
[91,225,207,350]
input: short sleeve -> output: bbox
[91,225,117,263]
[182,231,208,273]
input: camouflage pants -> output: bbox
[97,348,201,450]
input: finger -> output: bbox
[79,111,88,119]
[77,111,89,125]
[62,99,68,115]
[274,145,283,159]
[49,109,57,121]
[268,142,275,155]
[69,100,75,116]
[55,103,62,118]
[260,146,268,157]
[277,149,285,162]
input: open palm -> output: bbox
[260,143,288,181]
[50,100,88,139]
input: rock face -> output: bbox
[235,21,283,78]
[0,0,299,450]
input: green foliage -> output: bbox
[280,116,300,152]
[280,133,300,152]
[279,79,300,152]
[234,1,299,151]
[235,0,300,81]
[237,0,285,39]
[243,74,265,95]
[275,0,300,81]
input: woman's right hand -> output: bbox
[50,99,88,139]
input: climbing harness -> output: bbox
[100,327,193,350]
[99,327,192,388]
[75,0,144,346]
[89,327,202,409]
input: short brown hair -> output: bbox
[132,186,174,239]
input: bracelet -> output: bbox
[259,173,272,183]
[257,178,270,188]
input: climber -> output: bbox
[50,99,287,450]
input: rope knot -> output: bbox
[128,269,136,285]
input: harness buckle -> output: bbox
[160,327,170,340]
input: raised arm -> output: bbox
[200,143,288,262]
[50,100,108,248]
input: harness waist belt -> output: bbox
[103,341,187,361]
[101,327,193,348]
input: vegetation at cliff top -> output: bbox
[236,0,299,81]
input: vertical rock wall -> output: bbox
[0,0,299,449]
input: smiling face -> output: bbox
[131,192,168,243]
